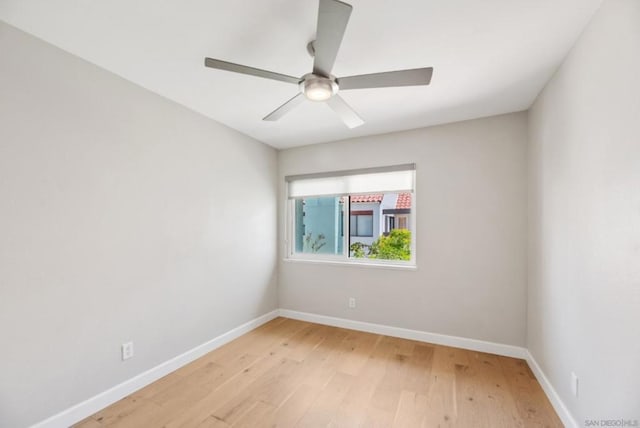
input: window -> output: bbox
[286,164,415,265]
[350,210,373,237]
[385,216,395,233]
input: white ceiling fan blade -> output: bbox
[326,95,364,128]
[338,67,433,90]
[205,58,299,85]
[263,93,306,121]
[313,0,352,77]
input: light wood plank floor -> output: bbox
[74,317,562,428]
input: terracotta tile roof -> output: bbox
[396,193,412,209]
[350,194,383,203]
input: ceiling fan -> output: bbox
[204,0,433,128]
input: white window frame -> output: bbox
[284,165,417,268]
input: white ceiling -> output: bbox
[0,0,602,149]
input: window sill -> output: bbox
[282,257,417,271]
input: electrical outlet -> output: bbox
[121,342,134,361]
[571,372,579,397]
[348,297,356,309]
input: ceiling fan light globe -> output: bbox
[300,75,338,102]
[305,86,332,101]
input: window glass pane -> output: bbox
[294,197,343,255]
[358,215,373,236]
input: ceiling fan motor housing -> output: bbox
[299,74,339,101]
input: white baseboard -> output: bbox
[278,309,528,359]
[31,310,280,428]
[526,350,578,428]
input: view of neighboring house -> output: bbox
[349,192,412,248]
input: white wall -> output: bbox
[527,0,640,423]
[278,113,528,347]
[0,23,278,427]
[5,1,638,424]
